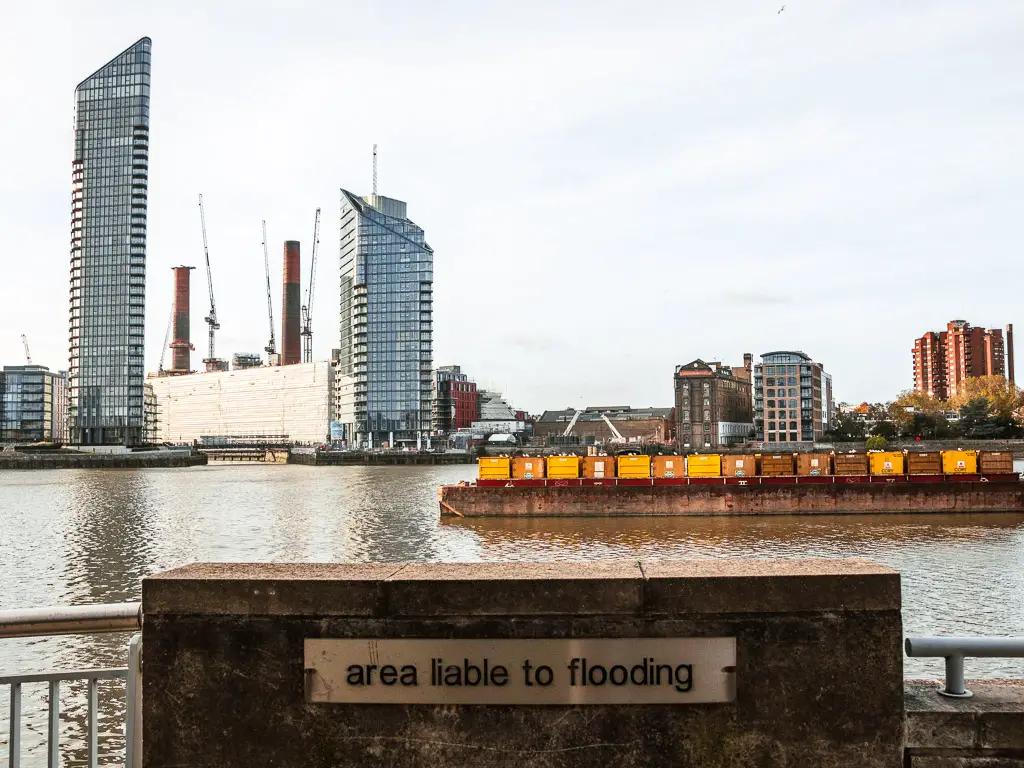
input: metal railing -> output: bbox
[0,603,142,768]
[905,636,1024,698]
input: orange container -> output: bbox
[796,453,832,476]
[760,454,795,476]
[653,456,685,478]
[722,455,757,477]
[834,453,868,475]
[512,457,546,479]
[583,456,616,479]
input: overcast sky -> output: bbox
[1,1,1022,412]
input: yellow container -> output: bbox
[617,455,652,478]
[512,457,546,479]
[687,454,722,477]
[478,457,511,479]
[546,455,581,479]
[583,456,616,479]
[942,450,978,474]
[868,451,904,476]
[653,456,685,478]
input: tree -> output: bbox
[865,435,887,451]
[956,397,1020,439]
[825,411,866,442]
[871,420,898,439]
[948,376,1022,421]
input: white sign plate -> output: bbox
[305,638,736,705]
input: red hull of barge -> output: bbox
[439,475,1023,518]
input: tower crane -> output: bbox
[262,220,277,362]
[21,334,31,365]
[301,207,321,364]
[198,194,221,371]
[158,306,173,373]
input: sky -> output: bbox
[1,1,1022,414]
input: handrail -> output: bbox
[0,602,141,639]
[905,636,1024,697]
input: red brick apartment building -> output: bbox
[912,320,1015,400]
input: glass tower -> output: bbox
[336,190,433,447]
[69,37,151,445]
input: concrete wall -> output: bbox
[149,361,333,444]
[440,482,1024,517]
[142,559,904,767]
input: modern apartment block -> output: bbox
[69,37,152,445]
[334,190,433,448]
[674,356,754,448]
[432,365,478,434]
[753,351,833,444]
[913,320,1015,400]
[0,365,69,443]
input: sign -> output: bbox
[305,638,736,705]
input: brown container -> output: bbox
[583,456,616,479]
[979,451,1015,474]
[722,454,757,477]
[906,452,942,475]
[760,454,795,476]
[796,453,832,476]
[833,453,869,476]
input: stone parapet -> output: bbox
[142,559,903,767]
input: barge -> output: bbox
[438,450,1024,518]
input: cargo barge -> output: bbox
[438,450,1024,518]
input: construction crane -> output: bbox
[21,334,31,365]
[300,207,321,364]
[562,408,583,437]
[198,194,221,370]
[157,306,173,373]
[262,220,277,361]
[600,413,626,443]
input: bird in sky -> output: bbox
[778,5,785,13]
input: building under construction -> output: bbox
[149,361,334,444]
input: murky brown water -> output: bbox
[2,464,1023,764]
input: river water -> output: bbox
[2,464,1024,763]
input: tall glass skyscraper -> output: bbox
[69,37,151,445]
[335,190,433,447]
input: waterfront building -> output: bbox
[533,406,675,444]
[334,191,433,448]
[913,320,1015,400]
[0,366,69,444]
[753,351,833,444]
[148,362,333,444]
[673,356,754,448]
[68,37,152,445]
[432,365,478,434]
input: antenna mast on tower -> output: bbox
[372,144,378,196]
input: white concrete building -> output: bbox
[149,362,334,444]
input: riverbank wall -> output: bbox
[289,450,476,466]
[439,480,1024,517]
[0,450,207,470]
[140,560,1024,767]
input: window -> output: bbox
[768,421,776,430]
[767,388,775,397]
[790,421,798,430]
[789,399,797,408]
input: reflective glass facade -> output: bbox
[336,190,433,447]
[753,351,833,444]
[69,38,151,445]
[0,366,69,443]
